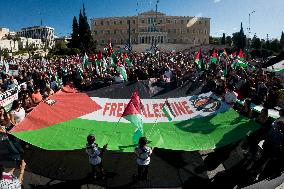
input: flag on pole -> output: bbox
[230,51,237,59]
[162,100,176,121]
[123,53,133,67]
[238,49,245,61]
[82,53,89,68]
[194,48,204,70]
[234,59,248,69]
[211,49,218,64]
[122,91,144,143]
[116,64,128,81]
[107,40,113,56]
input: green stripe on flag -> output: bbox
[12,109,260,152]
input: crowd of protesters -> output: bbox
[0,47,284,186]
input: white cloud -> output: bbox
[214,0,221,3]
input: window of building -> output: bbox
[161,36,164,43]
[101,39,105,43]
[107,21,110,25]
[133,20,135,24]
[199,21,202,24]
[193,29,195,34]
[173,29,176,33]
[120,20,123,24]
[187,29,190,33]
[204,30,207,34]
[114,30,117,34]
[120,30,123,34]
[121,39,124,44]
[167,19,170,23]
[168,29,171,33]
[132,29,136,33]
[94,22,97,26]
[107,30,110,34]
[141,19,145,23]
[205,21,207,25]
[199,29,201,34]
[174,20,177,24]
[168,39,171,43]
[180,39,183,43]
[94,31,98,35]
[181,20,184,24]
[142,37,145,43]
[101,21,104,25]
[174,39,177,43]
[159,19,163,24]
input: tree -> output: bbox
[280,31,284,48]
[251,34,261,50]
[221,33,226,45]
[232,22,246,50]
[209,36,220,45]
[78,4,95,53]
[270,39,281,53]
[225,36,232,47]
[69,16,80,49]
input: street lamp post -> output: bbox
[248,10,255,53]
[154,0,159,54]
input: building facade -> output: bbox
[17,26,55,48]
[91,11,210,46]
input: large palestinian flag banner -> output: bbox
[11,85,260,152]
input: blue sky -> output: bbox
[0,0,283,39]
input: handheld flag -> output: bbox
[122,91,144,143]
[211,49,218,64]
[162,100,176,121]
[194,48,204,70]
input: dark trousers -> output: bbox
[138,165,149,180]
[91,162,104,178]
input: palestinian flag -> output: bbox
[122,91,144,143]
[162,100,176,121]
[82,53,89,68]
[107,40,113,57]
[238,49,245,61]
[194,48,204,70]
[230,51,237,59]
[10,84,260,152]
[211,49,218,64]
[234,59,248,69]
[222,49,229,58]
[272,69,284,73]
[116,64,128,81]
[123,53,133,67]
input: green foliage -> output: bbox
[280,31,284,48]
[48,40,81,57]
[221,33,226,45]
[232,22,246,50]
[69,16,80,49]
[251,34,261,50]
[77,3,96,53]
[225,36,232,47]
[209,36,221,45]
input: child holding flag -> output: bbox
[134,137,153,181]
[85,134,108,180]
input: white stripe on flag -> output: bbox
[162,101,176,121]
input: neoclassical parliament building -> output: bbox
[91,11,210,46]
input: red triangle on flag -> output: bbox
[238,49,245,59]
[122,90,143,117]
[212,49,218,58]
